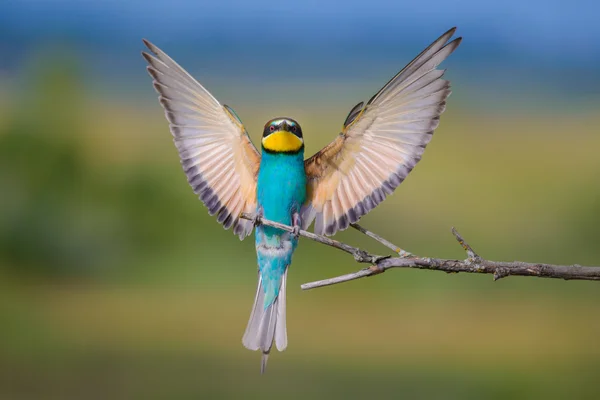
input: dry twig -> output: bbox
[240,213,600,290]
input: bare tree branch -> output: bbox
[240,213,600,290]
[349,223,414,258]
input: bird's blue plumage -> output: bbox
[242,118,307,373]
[255,150,306,308]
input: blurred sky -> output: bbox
[2,0,600,107]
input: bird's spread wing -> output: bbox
[303,28,461,236]
[142,40,260,239]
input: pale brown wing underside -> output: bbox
[303,28,461,236]
[142,40,260,239]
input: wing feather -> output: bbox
[304,28,461,235]
[143,40,260,239]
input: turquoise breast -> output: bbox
[256,151,306,228]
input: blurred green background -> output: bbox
[1,1,600,399]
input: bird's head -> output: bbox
[261,118,304,154]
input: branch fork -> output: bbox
[240,213,600,290]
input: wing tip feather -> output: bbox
[142,38,160,56]
[444,37,462,57]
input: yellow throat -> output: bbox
[262,130,303,152]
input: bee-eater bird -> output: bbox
[142,27,461,373]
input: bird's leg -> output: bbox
[291,212,301,238]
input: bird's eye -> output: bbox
[291,125,297,133]
[269,125,275,132]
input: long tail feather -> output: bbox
[275,269,287,351]
[242,270,288,373]
[261,352,269,374]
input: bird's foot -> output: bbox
[291,212,301,239]
[252,210,264,227]
[291,225,300,239]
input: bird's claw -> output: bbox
[252,212,263,227]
